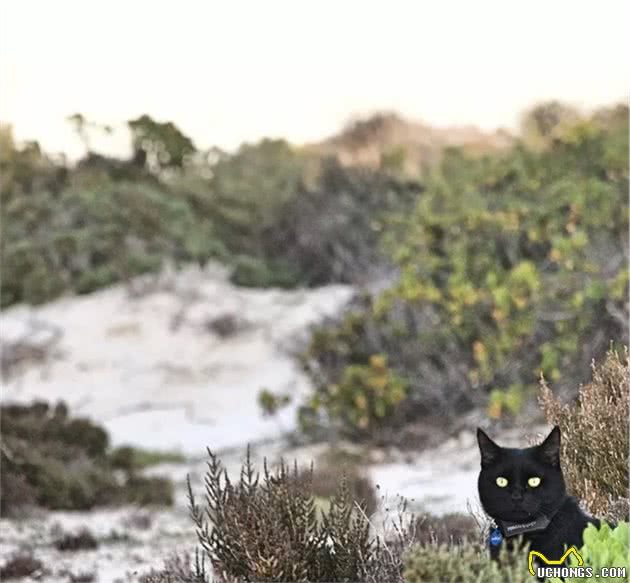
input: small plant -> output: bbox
[413,512,480,546]
[139,552,209,583]
[205,313,248,339]
[258,388,292,418]
[110,446,186,470]
[67,570,96,583]
[539,348,629,519]
[403,541,532,583]
[124,511,154,531]
[54,527,99,552]
[547,522,630,583]
[0,552,44,580]
[187,446,415,582]
[125,475,174,506]
[307,449,378,517]
[1,400,175,514]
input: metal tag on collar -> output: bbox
[489,527,503,547]
[498,514,551,537]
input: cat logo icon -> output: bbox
[528,546,583,576]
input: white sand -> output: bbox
[1,264,354,454]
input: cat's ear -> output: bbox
[477,428,501,467]
[538,425,561,467]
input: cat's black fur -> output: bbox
[477,426,600,562]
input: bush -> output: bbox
[0,552,44,580]
[547,522,630,583]
[0,401,174,514]
[403,541,531,583]
[305,449,378,517]
[413,512,479,546]
[539,348,629,520]
[187,447,416,583]
[299,105,628,440]
[299,349,408,439]
[109,446,185,471]
[1,123,419,306]
[125,475,174,506]
[54,528,99,552]
[298,293,478,441]
[139,553,209,583]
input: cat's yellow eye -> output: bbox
[528,476,541,488]
[496,476,508,488]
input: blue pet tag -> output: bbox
[489,527,503,547]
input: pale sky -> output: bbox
[1,0,628,160]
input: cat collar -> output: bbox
[497,513,551,537]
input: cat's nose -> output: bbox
[511,490,524,502]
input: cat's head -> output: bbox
[477,426,566,523]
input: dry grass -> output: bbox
[539,347,629,520]
[139,552,208,583]
[187,447,419,583]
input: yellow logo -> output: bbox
[528,546,583,576]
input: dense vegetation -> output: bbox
[0,401,174,515]
[178,353,629,582]
[296,103,628,438]
[1,102,627,441]
[540,348,629,520]
[0,116,419,307]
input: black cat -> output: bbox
[477,425,600,562]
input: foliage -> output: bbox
[539,348,630,520]
[187,447,417,583]
[303,448,378,517]
[109,446,186,470]
[487,384,527,419]
[139,552,210,583]
[211,146,420,287]
[413,512,479,546]
[0,401,174,515]
[1,121,417,306]
[548,522,630,583]
[128,114,196,172]
[0,123,211,306]
[299,351,408,438]
[269,157,420,287]
[403,540,532,583]
[300,104,628,439]
[520,101,581,151]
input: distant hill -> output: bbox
[309,112,514,175]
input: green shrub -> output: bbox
[0,401,174,514]
[300,104,628,439]
[300,353,407,438]
[547,522,630,583]
[109,446,185,471]
[1,123,419,306]
[403,541,532,583]
[230,255,302,289]
[125,475,174,506]
[539,348,629,519]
